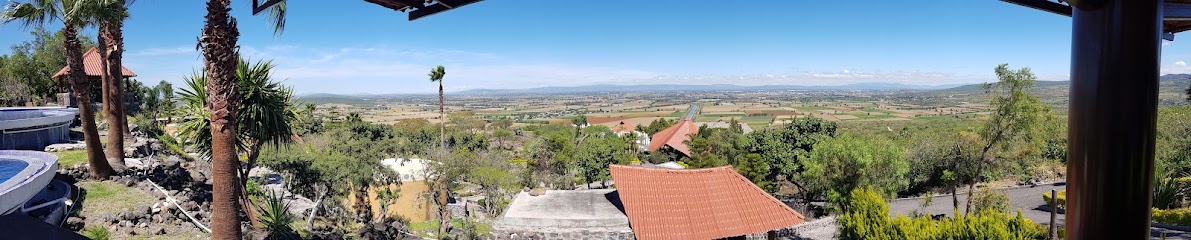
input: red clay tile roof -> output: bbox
[647,119,698,156]
[52,47,138,78]
[612,121,636,133]
[609,165,806,240]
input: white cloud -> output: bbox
[1164,60,1191,75]
[122,44,1020,94]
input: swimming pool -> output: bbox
[0,159,30,184]
[0,107,77,150]
[0,151,57,215]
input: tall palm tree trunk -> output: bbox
[438,82,444,149]
[437,82,449,236]
[200,0,242,239]
[99,21,127,171]
[64,24,115,180]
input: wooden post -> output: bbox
[1067,0,1162,238]
[1049,189,1057,240]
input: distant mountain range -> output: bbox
[299,74,1191,98]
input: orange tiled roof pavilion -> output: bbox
[52,47,138,79]
[646,119,699,156]
[609,164,806,240]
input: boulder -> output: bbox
[44,143,86,152]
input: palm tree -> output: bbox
[177,58,295,229]
[426,65,449,237]
[96,0,130,172]
[196,1,285,238]
[429,65,446,148]
[197,0,242,238]
[3,0,116,179]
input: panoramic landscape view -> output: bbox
[0,0,1190,239]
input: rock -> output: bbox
[104,213,118,223]
[181,201,199,211]
[44,143,86,152]
[152,202,163,214]
[529,188,546,196]
[154,227,167,235]
[120,220,132,228]
[65,217,85,231]
[139,205,152,216]
[137,222,148,229]
[127,228,138,236]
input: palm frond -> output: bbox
[265,1,285,36]
[428,65,446,82]
[1,0,58,29]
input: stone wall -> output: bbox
[489,228,636,240]
[745,216,839,240]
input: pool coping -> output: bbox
[0,150,58,215]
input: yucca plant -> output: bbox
[256,190,298,240]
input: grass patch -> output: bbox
[53,150,89,167]
[77,181,152,215]
[664,111,686,118]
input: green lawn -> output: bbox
[54,150,88,167]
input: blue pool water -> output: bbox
[0,159,29,183]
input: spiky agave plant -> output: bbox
[256,190,298,240]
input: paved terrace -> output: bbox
[492,189,633,237]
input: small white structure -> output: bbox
[380,158,433,181]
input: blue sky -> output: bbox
[2,1,1189,94]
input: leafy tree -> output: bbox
[637,118,677,135]
[447,130,489,152]
[734,153,770,189]
[258,143,395,231]
[743,116,837,194]
[448,111,486,132]
[0,27,96,102]
[492,129,515,150]
[157,80,175,120]
[522,133,576,188]
[802,134,909,204]
[393,118,430,132]
[963,64,1048,214]
[465,152,517,215]
[3,0,117,179]
[575,136,630,188]
[491,118,514,130]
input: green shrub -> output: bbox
[1153,207,1191,226]
[839,189,1045,240]
[971,187,1010,213]
[1042,190,1066,209]
[82,226,110,240]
